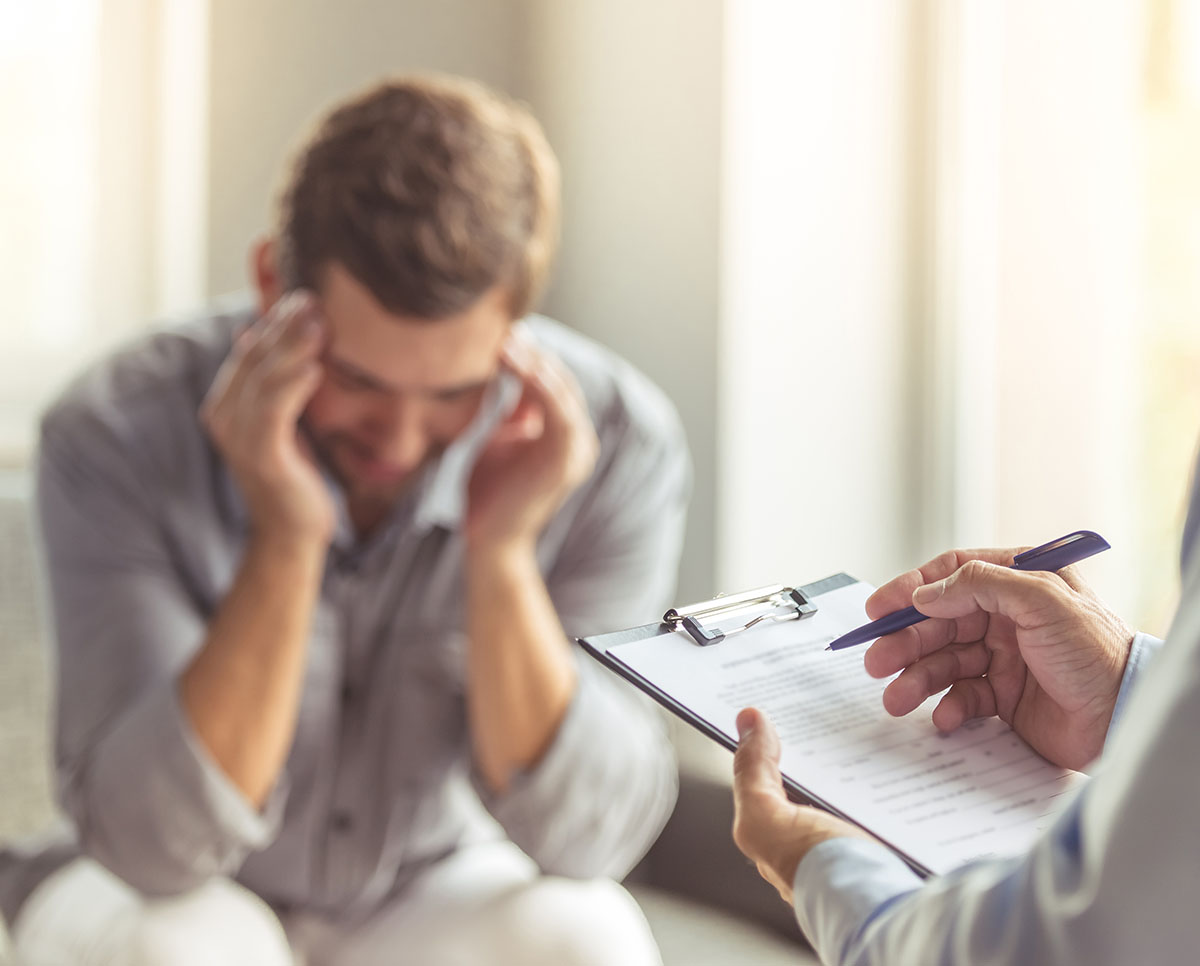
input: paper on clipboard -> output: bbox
[605,580,1087,876]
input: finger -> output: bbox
[865,547,1032,620]
[863,607,991,678]
[529,358,583,442]
[241,290,312,367]
[502,339,588,440]
[880,641,991,716]
[499,329,537,380]
[911,559,1070,626]
[732,708,786,807]
[257,360,324,438]
[1053,563,1096,600]
[210,291,317,416]
[252,316,326,403]
[539,350,590,418]
[256,294,323,371]
[930,678,999,732]
[488,395,544,445]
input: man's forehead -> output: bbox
[322,349,494,397]
[317,305,506,395]
[313,263,512,388]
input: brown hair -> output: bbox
[276,74,560,320]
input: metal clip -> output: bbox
[663,584,818,646]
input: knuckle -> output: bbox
[958,558,993,583]
[937,549,960,571]
[732,747,751,778]
[731,815,751,854]
[911,661,934,695]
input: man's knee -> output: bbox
[497,877,661,966]
[14,859,293,966]
[133,877,293,966]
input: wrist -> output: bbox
[465,534,539,577]
[786,810,874,873]
[247,526,330,571]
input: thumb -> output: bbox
[912,559,1061,624]
[733,708,785,805]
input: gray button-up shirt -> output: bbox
[26,303,690,920]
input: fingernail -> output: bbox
[736,710,755,739]
[914,579,946,605]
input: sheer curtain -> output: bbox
[0,0,208,464]
[719,0,1146,621]
[925,0,1144,620]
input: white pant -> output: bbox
[11,842,661,966]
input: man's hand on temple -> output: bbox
[465,333,599,555]
[863,549,1135,771]
[200,290,335,548]
[732,708,872,905]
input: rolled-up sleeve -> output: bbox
[37,408,286,896]
[478,656,676,879]
[477,387,691,879]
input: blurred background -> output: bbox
[3,0,1200,957]
[3,0,1200,761]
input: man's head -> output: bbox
[251,74,560,512]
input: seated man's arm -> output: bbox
[39,299,331,897]
[469,343,691,880]
[38,415,288,897]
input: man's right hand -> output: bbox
[201,292,335,547]
[863,549,1135,771]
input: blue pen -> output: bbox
[825,530,1111,652]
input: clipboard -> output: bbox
[577,573,1086,878]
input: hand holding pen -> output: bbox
[845,532,1136,772]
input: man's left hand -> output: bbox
[465,334,599,553]
[732,707,871,905]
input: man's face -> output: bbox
[302,262,511,508]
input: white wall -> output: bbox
[923,0,1144,617]
[989,1,1142,617]
[719,2,918,592]
[521,0,724,603]
[206,0,529,296]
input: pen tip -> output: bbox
[824,645,831,651]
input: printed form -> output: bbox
[609,581,1087,875]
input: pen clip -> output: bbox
[1012,530,1110,572]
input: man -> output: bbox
[732,486,1200,962]
[6,75,690,964]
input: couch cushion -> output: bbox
[0,475,57,842]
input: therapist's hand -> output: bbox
[732,708,871,905]
[863,549,1135,771]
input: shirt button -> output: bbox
[331,810,354,833]
[341,683,355,705]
